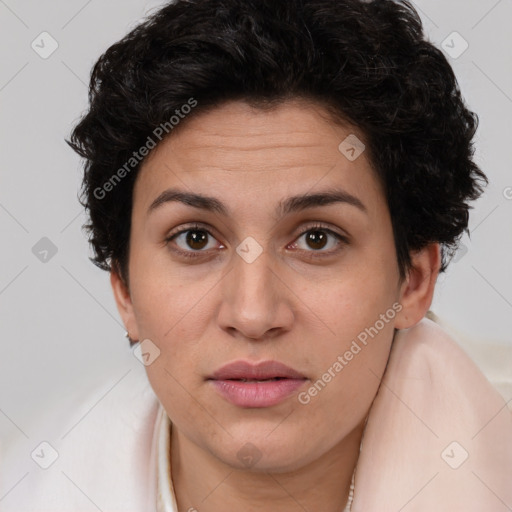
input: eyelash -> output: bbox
[164,222,349,261]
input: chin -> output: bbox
[210,429,316,473]
[228,449,311,474]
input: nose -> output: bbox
[216,244,294,342]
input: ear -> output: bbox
[110,268,140,341]
[394,243,441,329]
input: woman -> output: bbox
[11,0,512,510]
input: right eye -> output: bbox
[165,223,224,259]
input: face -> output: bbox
[114,99,421,473]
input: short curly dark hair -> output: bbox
[68,0,487,285]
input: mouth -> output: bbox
[207,360,307,408]
[209,360,306,380]
[225,377,286,382]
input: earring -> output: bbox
[125,332,138,346]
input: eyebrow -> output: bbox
[147,187,367,217]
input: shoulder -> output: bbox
[424,311,512,410]
[1,364,160,511]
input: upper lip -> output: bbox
[209,360,306,380]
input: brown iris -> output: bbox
[186,230,209,250]
[305,230,328,250]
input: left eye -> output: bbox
[291,227,346,253]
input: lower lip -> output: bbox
[210,378,306,408]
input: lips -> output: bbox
[208,360,307,408]
[210,360,306,380]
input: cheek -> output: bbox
[129,244,209,341]
[297,253,398,416]
[128,259,214,370]
[308,255,399,337]
[300,322,395,439]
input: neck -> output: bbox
[170,420,364,512]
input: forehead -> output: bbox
[133,99,383,218]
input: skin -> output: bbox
[111,99,440,512]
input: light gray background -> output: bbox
[1,0,511,487]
